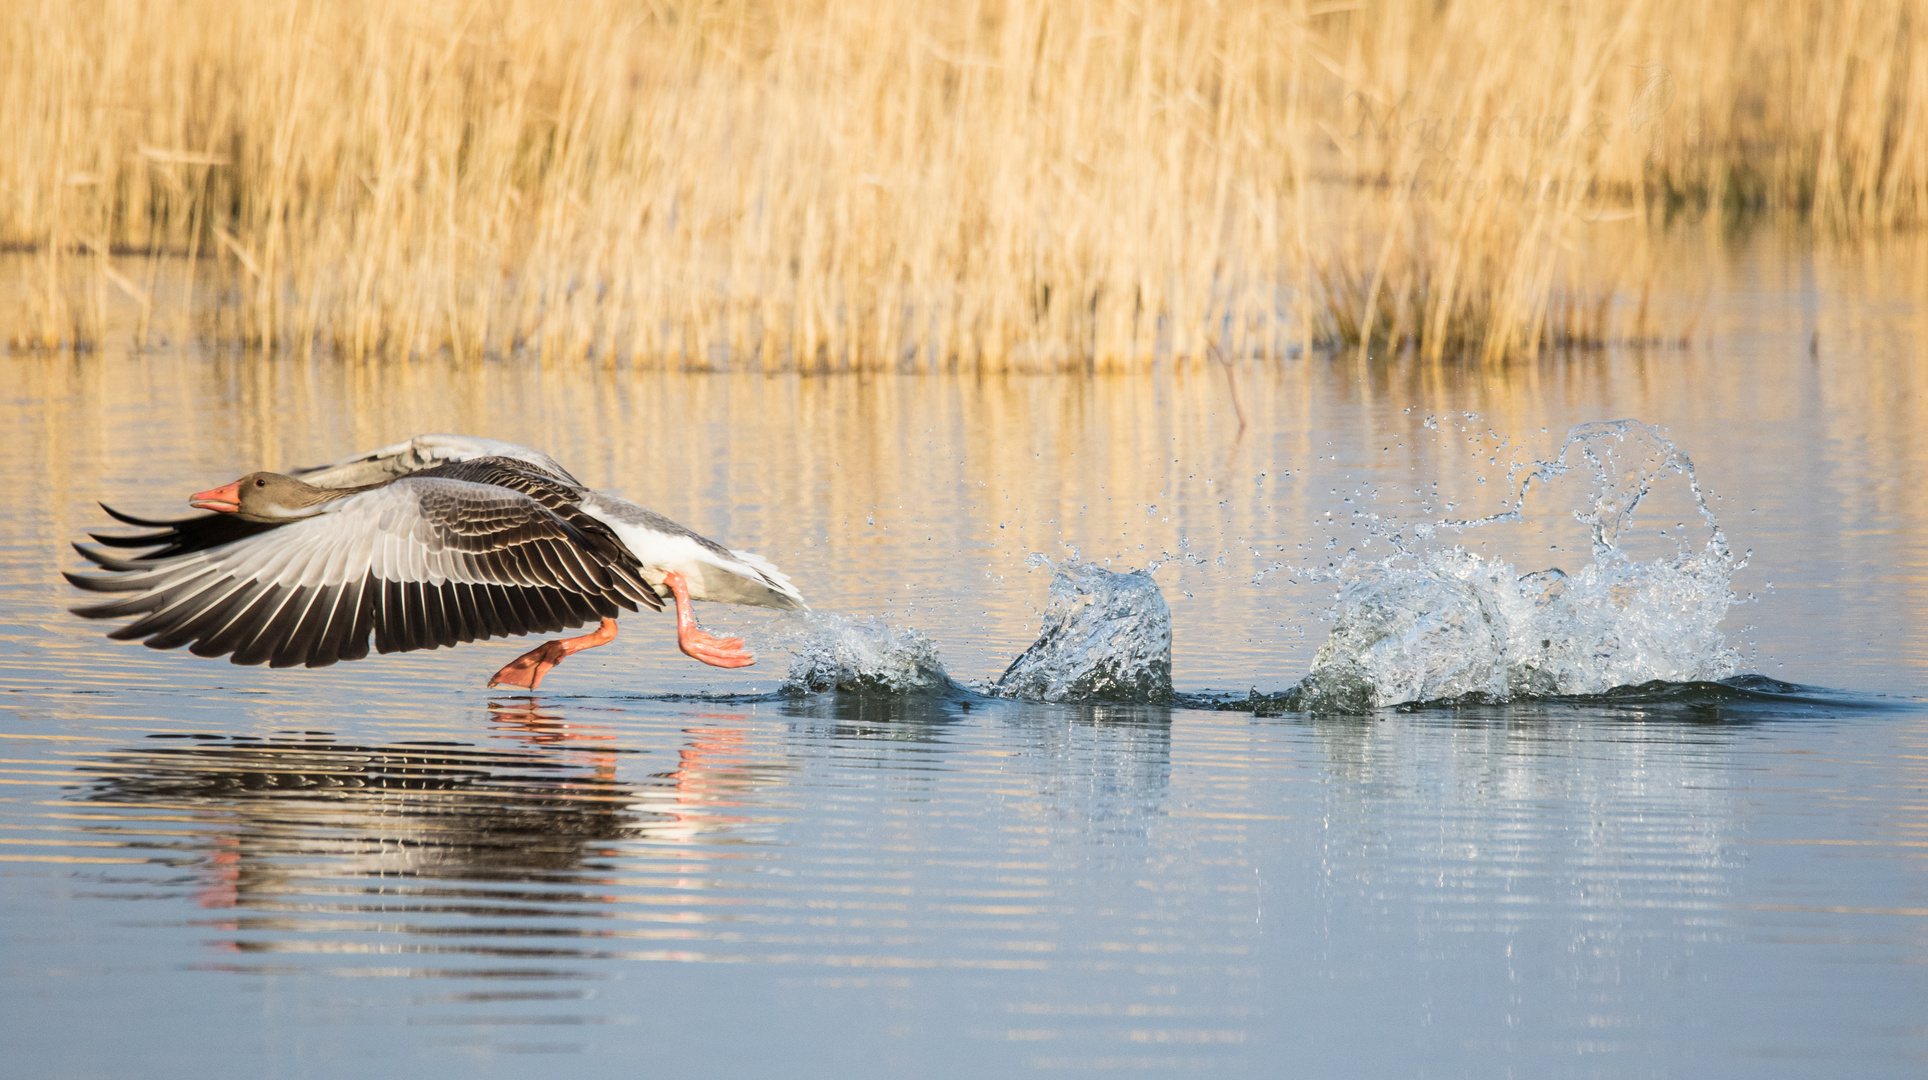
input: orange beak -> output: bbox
[190,480,243,513]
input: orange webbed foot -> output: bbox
[486,618,619,690]
[679,627,755,669]
[663,570,755,669]
[488,640,570,690]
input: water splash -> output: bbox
[770,612,954,695]
[1297,420,1741,711]
[989,559,1173,703]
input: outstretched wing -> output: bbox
[289,434,581,489]
[67,478,655,669]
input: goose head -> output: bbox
[190,473,347,523]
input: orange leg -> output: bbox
[488,617,619,690]
[664,570,754,668]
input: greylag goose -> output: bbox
[67,435,804,690]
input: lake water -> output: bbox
[3,230,1926,1077]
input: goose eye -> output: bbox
[254,478,267,487]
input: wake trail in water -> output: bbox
[752,558,1174,703]
[763,611,957,695]
[1292,420,1743,710]
[988,558,1173,703]
[735,420,1792,714]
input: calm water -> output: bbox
[3,232,1927,1077]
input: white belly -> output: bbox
[580,497,804,610]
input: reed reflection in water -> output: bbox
[4,231,1927,696]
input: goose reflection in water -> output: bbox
[70,703,795,933]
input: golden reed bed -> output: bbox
[4,0,1923,368]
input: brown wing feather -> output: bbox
[412,459,663,612]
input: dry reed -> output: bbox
[3,0,1923,367]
